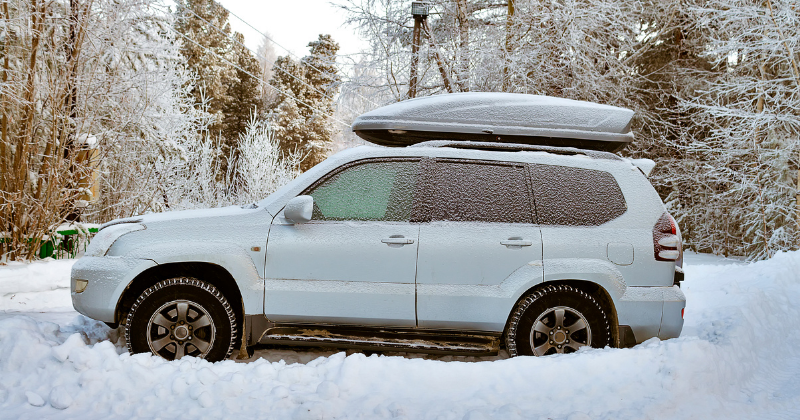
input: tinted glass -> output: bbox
[308,160,418,221]
[529,164,627,226]
[428,160,532,223]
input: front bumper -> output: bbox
[71,256,157,323]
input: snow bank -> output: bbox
[1,252,800,419]
[0,259,75,312]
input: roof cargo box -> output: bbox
[352,92,634,152]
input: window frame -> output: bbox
[299,157,424,223]
[416,158,536,224]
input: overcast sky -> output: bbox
[215,0,369,59]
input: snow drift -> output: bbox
[1,252,800,419]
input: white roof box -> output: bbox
[352,92,635,152]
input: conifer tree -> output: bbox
[174,0,261,168]
[222,32,262,160]
[268,35,340,172]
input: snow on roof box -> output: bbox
[352,92,635,152]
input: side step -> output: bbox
[257,325,501,356]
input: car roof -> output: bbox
[330,141,627,169]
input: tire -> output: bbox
[505,284,612,357]
[125,277,237,362]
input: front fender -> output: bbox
[124,242,264,315]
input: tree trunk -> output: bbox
[753,61,770,258]
[408,16,422,98]
[502,0,514,92]
[422,19,453,93]
[455,0,469,91]
[764,0,800,245]
[10,0,44,260]
[61,0,84,222]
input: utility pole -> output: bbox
[409,2,454,98]
[408,2,428,99]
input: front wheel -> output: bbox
[505,284,612,357]
[125,278,237,362]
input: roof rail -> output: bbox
[409,140,622,160]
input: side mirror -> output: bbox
[284,195,314,224]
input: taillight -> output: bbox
[654,213,681,261]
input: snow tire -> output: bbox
[505,284,612,357]
[125,277,237,362]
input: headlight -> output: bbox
[84,223,145,257]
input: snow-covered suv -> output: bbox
[71,137,685,362]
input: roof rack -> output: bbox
[409,140,623,161]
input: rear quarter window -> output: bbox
[529,164,627,226]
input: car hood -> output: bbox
[100,205,266,231]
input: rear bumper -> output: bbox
[615,285,685,344]
[659,286,686,340]
[71,256,156,323]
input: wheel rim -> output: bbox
[530,305,592,356]
[146,299,216,360]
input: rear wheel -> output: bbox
[505,284,612,357]
[125,278,237,362]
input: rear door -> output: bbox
[264,158,421,327]
[415,159,543,331]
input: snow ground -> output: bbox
[0,252,799,419]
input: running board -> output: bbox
[257,325,501,356]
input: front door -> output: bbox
[415,159,543,331]
[264,158,421,327]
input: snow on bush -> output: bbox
[1,252,800,418]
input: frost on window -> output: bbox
[307,160,419,221]
[529,164,627,226]
[428,160,532,223]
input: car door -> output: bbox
[415,158,544,331]
[264,158,421,327]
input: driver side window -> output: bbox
[306,160,419,222]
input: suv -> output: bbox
[71,140,685,361]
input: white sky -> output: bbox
[215,0,369,59]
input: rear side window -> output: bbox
[307,160,419,222]
[425,160,533,223]
[529,164,627,226]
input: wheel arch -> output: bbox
[114,262,244,333]
[503,278,621,349]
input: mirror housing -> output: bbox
[284,195,314,224]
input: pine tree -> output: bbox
[222,32,262,161]
[174,0,261,169]
[268,34,340,172]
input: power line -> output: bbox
[166,2,360,116]
[163,21,351,129]
[214,1,381,108]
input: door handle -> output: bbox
[501,239,532,247]
[381,237,415,245]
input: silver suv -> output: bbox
[72,141,685,361]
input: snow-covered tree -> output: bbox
[173,0,261,169]
[0,0,211,259]
[674,0,800,259]
[267,34,341,172]
[82,0,213,222]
